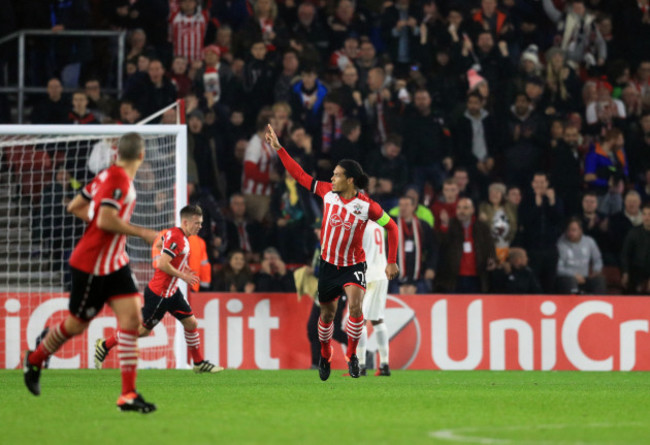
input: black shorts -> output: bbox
[141,285,193,329]
[317,259,366,303]
[69,265,139,321]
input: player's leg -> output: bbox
[343,284,364,378]
[371,279,390,376]
[23,266,96,395]
[317,298,337,381]
[165,289,223,373]
[24,315,88,396]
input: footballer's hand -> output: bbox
[385,263,399,280]
[141,228,159,245]
[183,270,200,287]
[265,124,282,151]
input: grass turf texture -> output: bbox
[1,370,648,444]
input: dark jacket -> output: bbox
[380,4,421,65]
[453,111,499,168]
[550,141,583,216]
[126,77,177,119]
[608,211,639,257]
[437,218,496,292]
[621,225,650,276]
[254,270,296,292]
[403,105,451,166]
[31,97,69,124]
[490,266,542,294]
[517,194,562,251]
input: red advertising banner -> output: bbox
[2,292,650,370]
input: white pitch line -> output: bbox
[429,422,645,444]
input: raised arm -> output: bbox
[541,0,562,24]
[265,124,330,196]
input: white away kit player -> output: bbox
[358,220,390,376]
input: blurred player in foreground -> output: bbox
[23,132,159,413]
[357,220,391,376]
[94,205,223,374]
[265,124,399,381]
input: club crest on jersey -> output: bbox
[330,213,352,230]
[352,203,362,215]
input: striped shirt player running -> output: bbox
[94,205,224,375]
[265,124,399,381]
[23,133,159,413]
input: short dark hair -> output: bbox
[565,216,582,231]
[582,190,598,200]
[642,202,650,211]
[256,107,273,132]
[341,118,360,136]
[118,132,144,160]
[180,204,203,219]
[467,91,483,102]
[337,159,369,190]
[385,134,402,148]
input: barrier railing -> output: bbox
[0,29,127,123]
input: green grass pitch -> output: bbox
[1,369,649,444]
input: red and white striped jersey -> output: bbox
[69,165,137,276]
[169,7,209,62]
[148,227,190,298]
[275,147,397,267]
[242,134,277,196]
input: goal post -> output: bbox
[0,124,188,369]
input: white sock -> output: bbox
[374,322,389,366]
[358,324,367,367]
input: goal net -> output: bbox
[0,125,187,370]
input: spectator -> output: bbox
[242,109,280,222]
[320,93,345,163]
[431,178,460,232]
[437,197,497,293]
[242,41,276,122]
[334,64,365,118]
[329,118,362,166]
[490,248,542,294]
[169,56,192,99]
[550,123,583,217]
[380,0,421,76]
[391,195,437,294]
[125,59,177,119]
[188,234,212,292]
[355,39,379,92]
[453,91,498,189]
[544,47,582,114]
[584,128,628,212]
[193,45,234,111]
[329,35,360,73]
[479,182,517,264]
[188,109,224,200]
[224,193,266,263]
[368,134,410,208]
[254,247,296,292]
[556,217,607,294]
[608,190,643,261]
[503,92,547,188]
[637,167,650,203]
[389,185,435,228]
[517,172,562,293]
[364,67,399,146]
[283,124,316,176]
[290,1,330,61]
[274,49,300,103]
[506,185,522,208]
[541,0,606,70]
[620,203,650,294]
[290,64,328,146]
[585,80,626,136]
[270,101,293,148]
[580,191,609,258]
[213,250,255,292]
[84,79,117,123]
[403,88,453,192]
[327,0,369,50]
[169,0,210,63]
[68,91,98,125]
[31,78,68,124]
[236,0,289,57]
[118,100,141,124]
[453,167,481,203]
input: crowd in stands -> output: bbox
[3,0,650,294]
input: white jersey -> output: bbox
[362,220,388,283]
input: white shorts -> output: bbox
[362,279,388,321]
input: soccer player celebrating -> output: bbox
[265,124,399,381]
[23,133,159,413]
[94,205,223,374]
[358,220,391,376]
